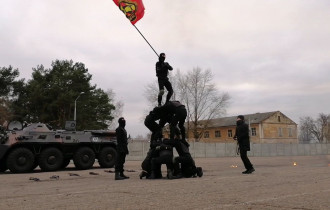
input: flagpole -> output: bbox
[133,25,159,57]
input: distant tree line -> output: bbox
[299,113,330,143]
[0,60,122,130]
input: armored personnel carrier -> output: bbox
[0,121,117,173]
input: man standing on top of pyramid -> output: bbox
[156,52,173,106]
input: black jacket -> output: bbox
[154,101,185,115]
[156,61,173,79]
[145,110,172,128]
[116,126,129,154]
[234,121,250,151]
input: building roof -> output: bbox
[199,111,279,128]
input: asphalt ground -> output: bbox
[0,155,329,210]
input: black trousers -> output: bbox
[170,107,187,140]
[141,149,159,175]
[151,154,173,172]
[239,149,253,170]
[158,78,173,104]
[115,152,127,172]
[173,155,197,177]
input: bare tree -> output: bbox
[299,116,316,143]
[143,82,159,110]
[316,113,330,143]
[325,116,330,143]
[176,68,230,141]
[106,89,124,130]
[144,67,230,142]
[299,113,330,143]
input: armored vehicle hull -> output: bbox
[0,122,117,173]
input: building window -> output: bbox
[215,130,221,138]
[228,130,232,137]
[278,116,281,122]
[288,128,293,137]
[251,128,257,136]
[278,128,283,137]
[204,131,209,138]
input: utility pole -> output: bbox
[74,92,84,121]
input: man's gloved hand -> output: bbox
[164,62,173,70]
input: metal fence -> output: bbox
[126,142,330,161]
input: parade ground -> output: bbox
[0,155,329,210]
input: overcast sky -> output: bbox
[1,0,330,137]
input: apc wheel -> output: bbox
[98,147,117,168]
[6,148,35,173]
[0,160,7,172]
[73,147,95,170]
[38,147,64,171]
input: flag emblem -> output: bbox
[114,0,145,25]
[119,1,138,22]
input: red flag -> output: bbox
[113,0,145,25]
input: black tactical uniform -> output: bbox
[150,139,175,179]
[234,115,255,174]
[154,101,188,144]
[144,111,165,143]
[156,53,173,106]
[115,117,129,180]
[140,147,159,179]
[173,139,203,178]
[140,109,173,179]
[140,138,163,179]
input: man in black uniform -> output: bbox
[115,117,129,180]
[234,115,255,174]
[156,53,173,106]
[140,109,173,179]
[149,138,175,179]
[144,109,166,144]
[173,139,203,178]
[140,111,161,179]
[153,101,188,146]
[140,144,159,179]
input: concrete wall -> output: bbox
[127,142,330,161]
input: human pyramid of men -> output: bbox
[114,53,203,180]
[140,53,203,179]
[111,2,203,180]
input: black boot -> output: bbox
[242,168,255,174]
[167,169,174,179]
[120,171,130,179]
[148,171,156,179]
[139,170,148,179]
[115,172,125,180]
[247,168,255,174]
[196,167,203,177]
